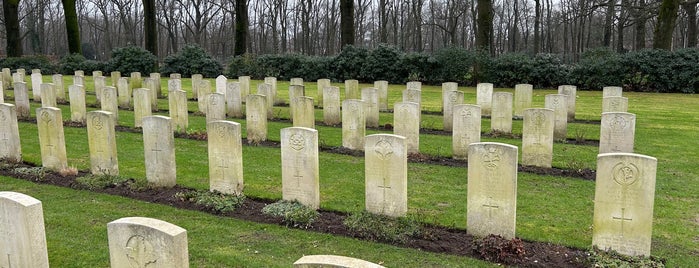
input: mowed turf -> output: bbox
[1,76,698,266]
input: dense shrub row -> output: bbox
[2,45,698,93]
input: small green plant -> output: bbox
[586,248,665,267]
[74,174,136,190]
[13,167,47,181]
[343,210,422,243]
[574,128,587,143]
[261,200,319,229]
[175,190,245,214]
[472,234,526,263]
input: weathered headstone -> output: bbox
[476,83,494,116]
[365,134,408,217]
[602,96,629,113]
[68,85,87,123]
[107,217,188,268]
[293,255,385,268]
[281,127,320,209]
[206,93,226,123]
[168,78,182,92]
[101,86,119,124]
[52,74,65,102]
[264,76,279,104]
[143,77,158,111]
[558,85,577,121]
[288,85,305,118]
[94,76,107,105]
[514,84,533,118]
[226,82,243,118]
[442,82,458,113]
[215,75,227,94]
[74,70,84,77]
[603,86,623,97]
[0,81,3,103]
[13,82,31,118]
[374,80,389,111]
[345,79,359,99]
[0,191,50,268]
[402,89,421,113]
[31,71,43,101]
[169,89,189,132]
[342,99,366,150]
[208,120,244,194]
[1,68,10,89]
[452,104,481,160]
[592,153,657,256]
[110,71,121,87]
[406,81,421,91]
[133,88,152,128]
[246,94,268,143]
[12,72,23,83]
[37,107,68,170]
[197,80,212,114]
[522,108,554,168]
[393,102,420,154]
[150,72,162,98]
[238,76,250,103]
[257,83,275,119]
[545,94,568,140]
[130,72,142,89]
[15,69,26,83]
[143,116,176,187]
[92,70,103,77]
[491,92,513,133]
[40,83,57,108]
[362,87,380,128]
[117,77,131,108]
[0,104,22,162]
[443,90,464,132]
[323,86,341,125]
[317,78,331,107]
[293,96,315,129]
[170,73,181,79]
[191,74,202,100]
[87,111,119,175]
[73,75,84,88]
[599,112,636,154]
[290,77,304,86]
[467,142,518,239]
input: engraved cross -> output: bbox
[378,176,392,206]
[218,158,229,177]
[612,208,632,237]
[151,142,163,165]
[482,197,499,218]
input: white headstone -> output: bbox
[130,72,142,89]
[143,116,176,187]
[31,72,43,101]
[342,99,366,150]
[345,79,359,100]
[246,94,268,143]
[208,120,244,194]
[169,89,189,132]
[290,77,304,86]
[599,112,636,154]
[94,76,107,105]
[281,127,320,209]
[374,80,389,111]
[68,85,86,123]
[13,82,30,118]
[101,86,119,124]
[442,82,458,114]
[317,78,331,108]
[40,83,57,108]
[169,73,181,79]
[256,83,275,119]
[143,78,159,111]
[0,192,49,268]
[215,75,227,94]
[603,86,623,97]
[293,96,315,129]
[401,89,421,117]
[288,85,305,118]
[514,84,533,118]
[545,94,568,140]
[206,93,226,123]
[602,96,629,113]
[365,134,408,217]
[226,82,243,118]
[110,71,121,87]
[558,85,576,121]
[443,90,464,132]
[52,74,66,102]
[452,104,481,160]
[238,76,250,103]
[406,81,421,91]
[87,111,119,175]
[191,74,202,100]
[92,70,103,77]
[491,92,513,133]
[0,104,22,162]
[117,77,131,108]
[197,80,212,114]
[393,102,420,154]
[73,75,84,88]
[133,88,152,128]
[476,83,494,116]
[521,108,554,168]
[74,70,84,77]
[168,78,182,92]
[37,107,68,170]
[149,73,162,98]
[263,77,279,104]
[323,86,341,125]
[361,87,379,128]
[107,217,189,268]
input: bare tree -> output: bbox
[3,0,22,56]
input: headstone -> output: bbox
[545,94,568,140]
[31,72,43,101]
[143,116,176,187]
[476,83,494,116]
[558,85,577,121]
[170,73,181,79]
[443,90,464,132]
[246,94,268,143]
[514,84,533,118]
[345,79,359,100]
[521,108,554,168]
[290,77,304,86]
[68,85,87,123]
[94,76,107,105]
[130,72,142,89]
[226,82,243,118]
[602,96,629,113]
[342,99,366,150]
[40,83,57,108]
[92,70,102,77]
[467,142,518,239]
[374,80,389,111]
[117,77,131,108]
[402,89,421,114]
[599,112,636,154]
[288,85,305,118]
[603,86,623,97]
[491,92,513,133]
[442,82,458,113]
[0,81,3,103]
[208,120,244,194]
[169,89,189,132]
[101,86,119,124]
[74,70,84,77]
[393,102,420,154]
[12,72,23,83]
[168,78,182,92]
[361,87,379,128]
[0,104,22,162]
[215,75,227,94]
[452,104,481,160]
[13,82,31,118]
[0,192,50,268]
[264,77,279,104]
[1,68,11,89]
[150,72,162,98]
[256,83,274,119]
[52,74,65,102]
[317,78,331,107]
[293,97,315,128]
[592,153,657,257]
[110,71,121,87]
[37,107,68,170]
[238,76,250,103]
[143,78,158,111]
[87,111,119,175]
[15,69,26,83]
[293,255,385,268]
[281,127,320,209]
[191,74,203,100]
[133,88,152,128]
[197,80,212,114]
[406,81,421,91]
[323,86,341,125]
[107,217,188,268]
[365,134,408,217]
[206,93,226,123]
[73,75,84,88]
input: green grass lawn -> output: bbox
[1,76,698,267]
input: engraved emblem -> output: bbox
[289,133,305,151]
[0,110,6,122]
[216,124,227,138]
[609,115,628,132]
[532,111,545,127]
[92,116,104,130]
[552,98,559,107]
[375,138,394,160]
[483,147,501,170]
[460,108,473,118]
[613,162,639,186]
[125,235,157,268]
[449,92,458,103]
[41,110,52,123]
[350,102,359,112]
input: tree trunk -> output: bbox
[234,0,249,55]
[475,0,494,54]
[634,0,647,50]
[534,0,541,54]
[143,0,158,60]
[62,0,82,54]
[603,0,615,47]
[340,0,355,47]
[653,0,680,49]
[682,1,698,47]
[379,0,388,43]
